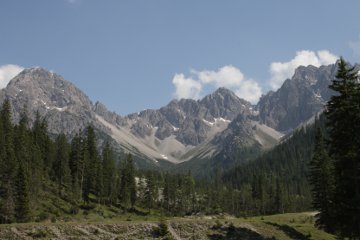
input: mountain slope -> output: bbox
[0,68,281,168]
[1,62,343,171]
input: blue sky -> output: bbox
[1,0,360,115]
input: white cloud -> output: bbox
[196,65,244,87]
[172,65,262,104]
[269,50,338,90]
[350,34,360,56]
[172,73,202,99]
[235,80,262,104]
[0,64,24,89]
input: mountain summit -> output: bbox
[0,67,109,136]
[257,64,340,132]
[1,63,342,170]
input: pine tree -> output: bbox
[274,177,285,214]
[144,173,156,211]
[15,163,30,222]
[14,106,31,174]
[69,133,83,200]
[0,99,17,223]
[162,173,173,212]
[128,155,137,208]
[53,134,71,196]
[309,128,334,231]
[119,154,136,209]
[101,142,116,204]
[83,126,101,202]
[326,58,360,238]
[31,112,50,192]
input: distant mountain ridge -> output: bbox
[0,62,351,170]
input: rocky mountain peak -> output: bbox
[200,87,252,121]
[0,67,108,136]
[257,63,339,132]
[7,67,93,110]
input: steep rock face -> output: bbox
[199,87,251,120]
[121,87,254,146]
[93,101,123,126]
[257,64,338,132]
[0,68,109,136]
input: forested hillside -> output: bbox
[0,96,326,225]
[222,114,325,216]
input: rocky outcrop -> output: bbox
[257,64,339,132]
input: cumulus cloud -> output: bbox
[269,50,338,90]
[235,80,262,104]
[0,64,24,89]
[172,65,262,104]
[195,65,244,87]
[350,35,360,56]
[172,73,202,99]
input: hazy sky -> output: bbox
[1,0,360,115]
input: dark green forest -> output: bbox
[223,114,326,216]
[0,98,318,224]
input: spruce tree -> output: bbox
[69,133,83,200]
[83,126,101,202]
[53,134,71,196]
[274,177,285,214]
[144,173,156,211]
[119,154,136,209]
[101,142,116,204]
[15,163,30,222]
[128,156,137,208]
[0,99,17,223]
[326,58,360,238]
[309,128,334,231]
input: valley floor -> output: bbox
[0,212,335,240]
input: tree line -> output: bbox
[0,100,262,222]
[222,114,325,216]
[0,97,321,223]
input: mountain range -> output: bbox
[0,62,350,171]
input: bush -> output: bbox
[212,219,223,229]
[70,206,79,215]
[28,229,48,238]
[153,219,169,237]
[228,222,235,232]
[36,212,49,222]
[51,216,57,223]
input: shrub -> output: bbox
[212,219,223,229]
[28,229,48,238]
[70,206,79,215]
[153,219,169,237]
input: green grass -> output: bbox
[244,212,335,240]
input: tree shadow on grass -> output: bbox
[208,224,275,240]
[265,222,311,240]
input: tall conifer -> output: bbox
[309,128,334,231]
[326,58,360,238]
